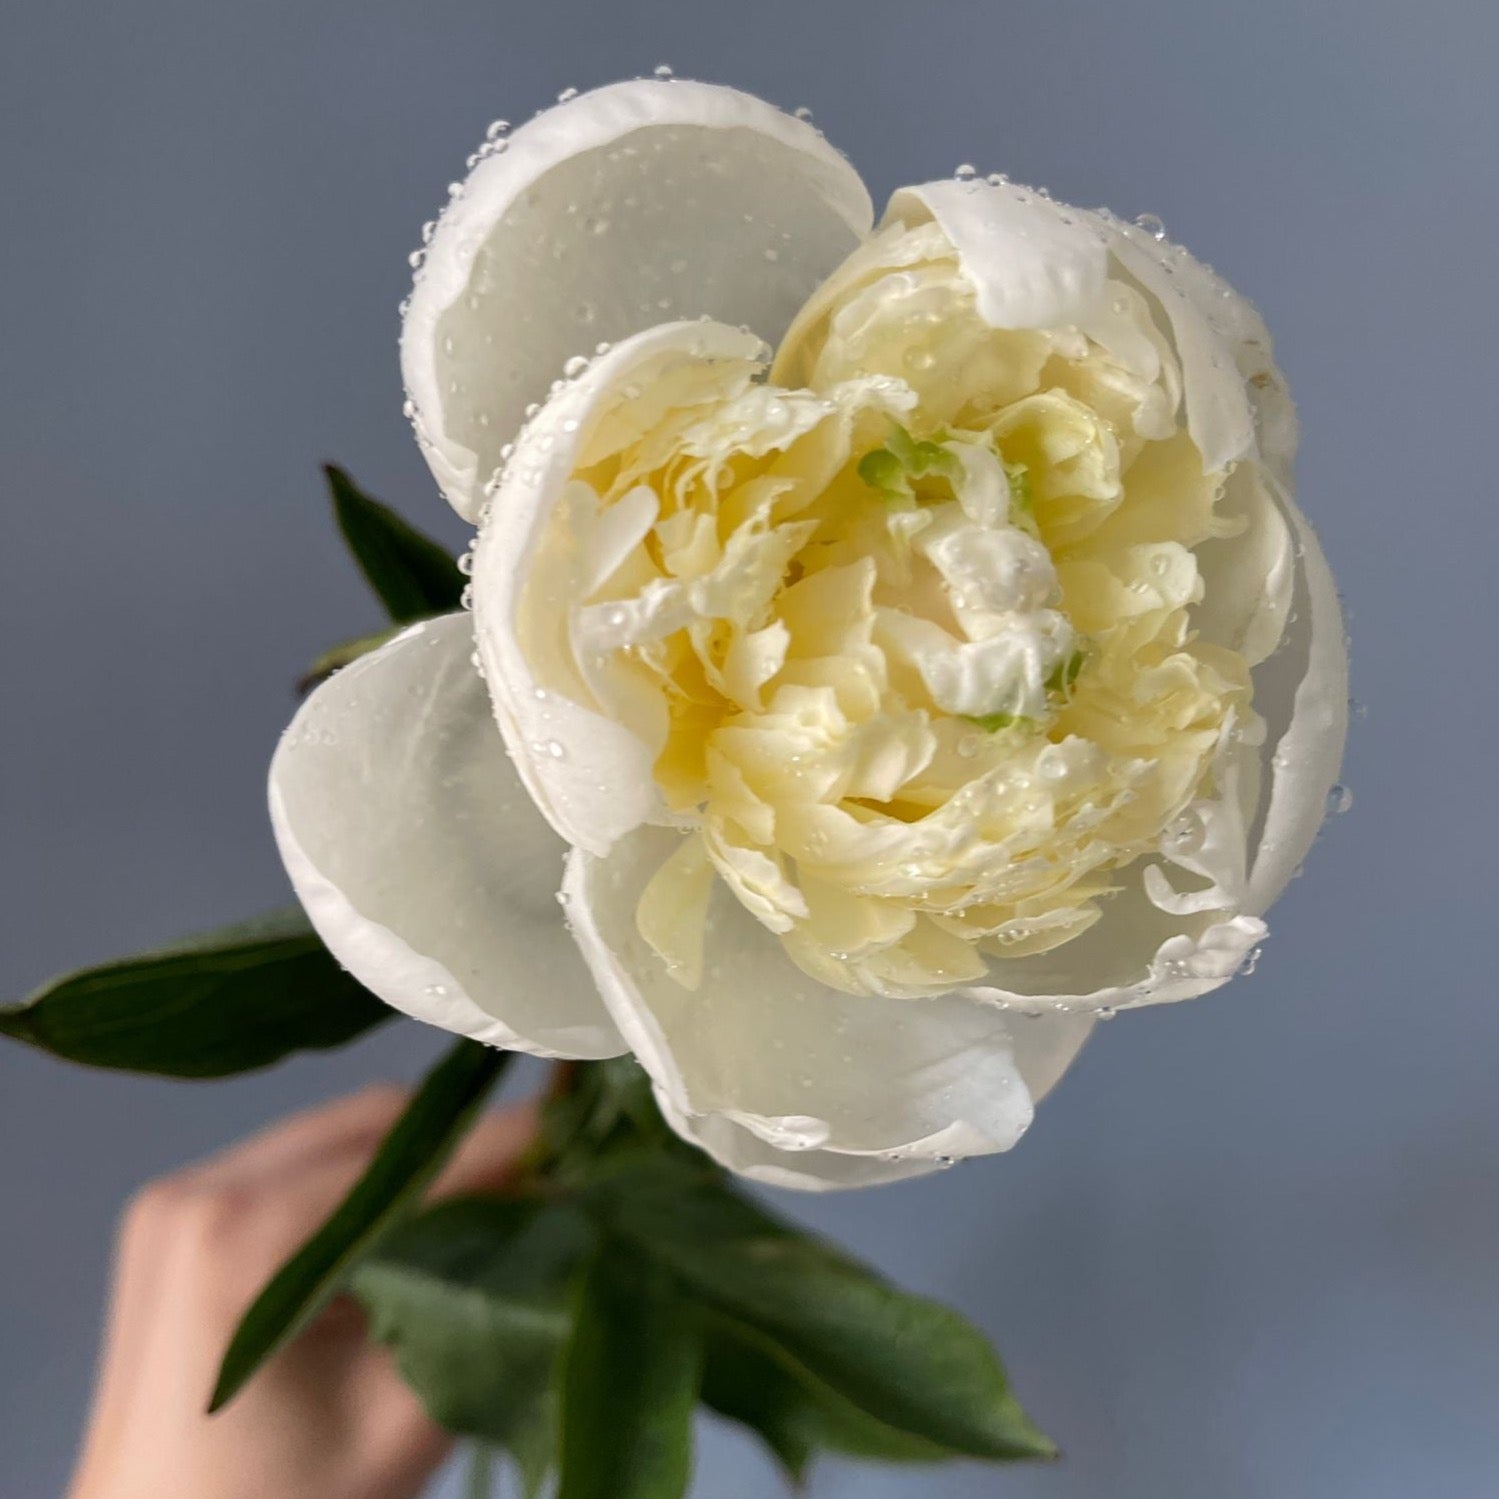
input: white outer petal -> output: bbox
[402,79,873,520]
[1102,221,1348,921]
[652,1093,947,1191]
[960,913,1267,1015]
[269,613,625,1059]
[1100,219,1258,474]
[471,320,766,858]
[562,825,1094,1189]
[1246,485,1349,913]
[883,178,1110,330]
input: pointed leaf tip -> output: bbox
[324,464,465,623]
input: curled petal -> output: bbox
[562,825,1094,1187]
[402,79,873,520]
[1100,217,1258,474]
[1246,483,1349,914]
[880,179,1263,476]
[883,179,1109,330]
[269,613,625,1059]
[471,320,767,856]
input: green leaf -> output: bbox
[210,1038,509,1412]
[505,1403,557,1499]
[592,1163,1055,1463]
[701,1314,952,1483]
[353,1196,593,1455]
[0,908,391,1078]
[325,464,464,623]
[558,1242,702,1499]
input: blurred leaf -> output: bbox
[466,1443,498,1499]
[505,1401,557,1499]
[701,1314,952,1484]
[539,1057,700,1185]
[558,1242,701,1499]
[0,908,391,1078]
[210,1038,509,1412]
[325,464,464,622]
[353,1196,593,1459]
[590,1161,1055,1462]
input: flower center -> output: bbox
[516,222,1253,999]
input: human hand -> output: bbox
[67,1085,535,1499]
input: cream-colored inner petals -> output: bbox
[519,222,1266,997]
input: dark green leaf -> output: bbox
[702,1321,815,1484]
[558,1242,701,1499]
[353,1196,593,1454]
[210,1038,509,1412]
[592,1162,1055,1462]
[0,908,391,1078]
[325,464,464,622]
[701,1314,952,1483]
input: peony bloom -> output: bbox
[270,80,1346,1189]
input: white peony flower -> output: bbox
[270,80,1347,1189]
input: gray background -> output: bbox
[2,1,1495,1495]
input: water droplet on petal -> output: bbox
[1134,211,1167,240]
[485,119,511,141]
[1325,783,1354,817]
[556,86,578,103]
[652,63,675,79]
[793,105,814,122]
[954,163,977,181]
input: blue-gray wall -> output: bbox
[3,3,1495,1496]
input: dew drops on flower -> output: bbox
[487,212,1294,1003]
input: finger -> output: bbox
[427,1102,538,1201]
